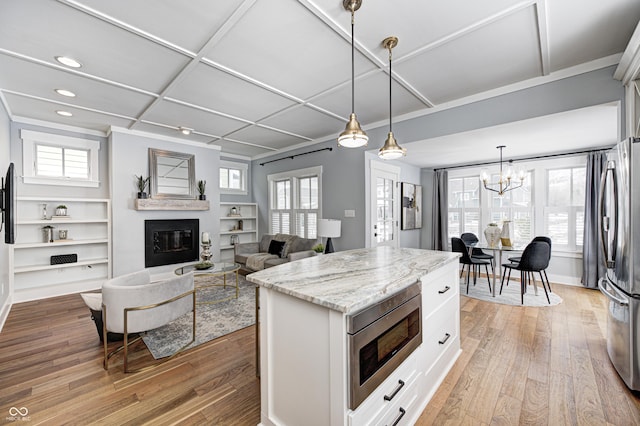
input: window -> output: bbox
[21,130,100,187]
[545,167,585,250]
[487,171,533,243]
[219,160,248,194]
[447,176,480,241]
[268,166,322,239]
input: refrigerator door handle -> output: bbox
[600,161,618,268]
[598,277,629,306]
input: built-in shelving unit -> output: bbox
[10,197,111,302]
[219,202,258,262]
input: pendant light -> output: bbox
[338,0,368,148]
[378,36,406,160]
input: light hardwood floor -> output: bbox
[1,283,639,425]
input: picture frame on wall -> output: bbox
[401,182,422,230]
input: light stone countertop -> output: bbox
[246,246,459,314]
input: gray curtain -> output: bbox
[582,151,607,288]
[432,169,448,250]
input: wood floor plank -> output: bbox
[2,284,640,425]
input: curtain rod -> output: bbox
[259,147,333,166]
[433,145,613,171]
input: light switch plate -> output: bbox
[344,209,355,218]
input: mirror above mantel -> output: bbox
[134,148,209,211]
[149,148,195,199]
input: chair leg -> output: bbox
[539,272,551,304]
[543,270,552,292]
[484,264,491,293]
[466,264,471,294]
[520,271,525,305]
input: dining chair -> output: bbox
[500,241,551,304]
[452,237,492,295]
[506,236,552,292]
[460,232,494,275]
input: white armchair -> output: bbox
[101,269,196,373]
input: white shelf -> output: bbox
[10,197,112,300]
[14,238,109,249]
[14,258,109,273]
[219,202,258,262]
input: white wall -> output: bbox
[0,101,11,329]
[109,128,221,276]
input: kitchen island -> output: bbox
[247,246,460,426]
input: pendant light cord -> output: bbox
[388,46,392,133]
[350,7,355,114]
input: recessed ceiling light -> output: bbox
[54,89,76,97]
[54,56,82,68]
[179,127,192,135]
[56,110,73,117]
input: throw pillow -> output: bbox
[268,240,286,258]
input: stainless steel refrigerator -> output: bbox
[599,136,640,390]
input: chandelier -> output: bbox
[480,145,525,196]
[337,0,368,148]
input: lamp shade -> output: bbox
[318,219,341,238]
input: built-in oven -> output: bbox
[347,282,422,409]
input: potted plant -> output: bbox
[197,180,206,200]
[55,205,67,216]
[312,243,325,255]
[135,174,150,199]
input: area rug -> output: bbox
[460,275,563,307]
[142,274,255,359]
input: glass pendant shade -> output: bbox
[338,113,368,148]
[378,132,406,159]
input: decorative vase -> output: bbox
[500,220,512,247]
[137,192,147,199]
[55,207,67,216]
[198,194,206,200]
[484,223,501,247]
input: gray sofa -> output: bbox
[234,233,317,272]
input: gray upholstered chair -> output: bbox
[101,269,196,373]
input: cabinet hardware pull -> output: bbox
[439,333,451,345]
[390,407,406,426]
[438,286,450,294]
[383,379,405,401]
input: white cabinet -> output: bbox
[257,260,460,426]
[219,202,257,262]
[10,197,111,302]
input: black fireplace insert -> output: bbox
[144,219,199,267]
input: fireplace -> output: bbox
[145,219,199,267]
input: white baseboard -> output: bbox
[0,295,12,333]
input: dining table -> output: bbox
[466,242,531,297]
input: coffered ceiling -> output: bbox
[1,0,639,164]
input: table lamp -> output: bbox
[318,219,341,254]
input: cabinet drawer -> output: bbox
[375,374,419,426]
[421,297,459,371]
[421,264,458,315]
[349,349,419,426]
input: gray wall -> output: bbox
[109,129,220,276]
